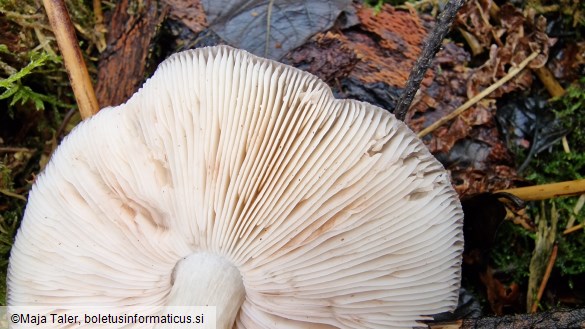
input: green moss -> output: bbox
[507,79,585,179]
[0,0,100,306]
[497,79,585,308]
[526,78,585,183]
[492,220,534,283]
[0,208,19,305]
[0,162,24,305]
[557,234,585,276]
[0,49,74,112]
[364,0,411,13]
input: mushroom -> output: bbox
[8,46,463,328]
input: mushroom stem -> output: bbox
[167,252,245,328]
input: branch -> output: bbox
[429,308,585,328]
[394,0,466,122]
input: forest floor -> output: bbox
[0,0,584,322]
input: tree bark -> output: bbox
[95,0,168,108]
[430,308,585,329]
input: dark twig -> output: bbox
[55,107,79,140]
[394,0,466,122]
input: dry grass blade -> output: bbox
[429,321,463,329]
[93,0,107,52]
[42,0,99,119]
[498,179,585,201]
[564,194,585,233]
[417,51,539,138]
[564,224,584,235]
[0,189,27,201]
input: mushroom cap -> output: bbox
[8,46,463,328]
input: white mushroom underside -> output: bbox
[8,46,463,328]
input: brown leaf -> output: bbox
[465,4,553,100]
[480,266,521,315]
[456,0,495,53]
[549,41,585,82]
